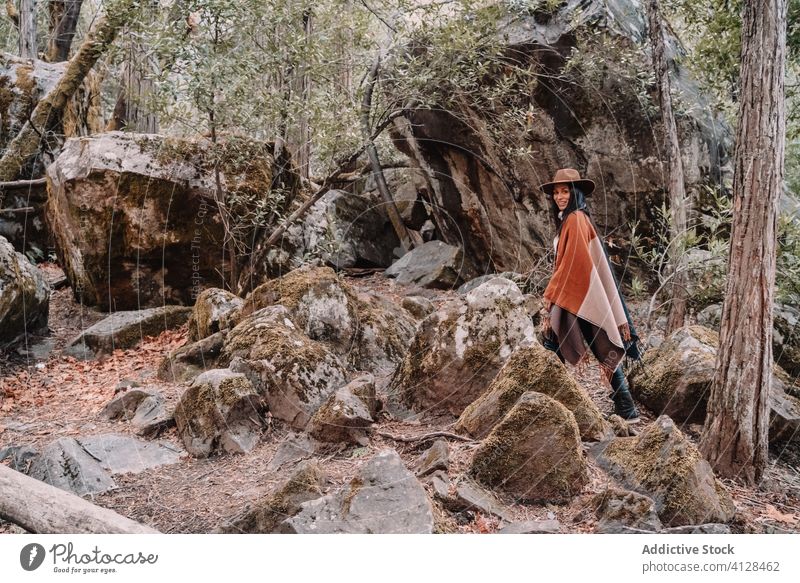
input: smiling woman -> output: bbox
[537,168,643,422]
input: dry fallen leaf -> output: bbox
[764,504,798,524]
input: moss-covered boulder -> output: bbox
[237,265,360,354]
[158,330,227,384]
[66,305,190,357]
[216,460,327,533]
[455,342,609,441]
[0,235,49,343]
[590,415,735,527]
[306,374,376,445]
[221,305,347,429]
[349,290,416,373]
[387,277,536,417]
[628,325,717,424]
[630,325,800,443]
[46,131,298,310]
[187,288,243,342]
[174,369,266,457]
[238,264,416,374]
[470,391,588,503]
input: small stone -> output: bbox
[131,394,175,438]
[100,388,155,421]
[412,439,449,477]
[451,479,512,522]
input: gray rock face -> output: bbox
[0,235,50,343]
[46,131,298,310]
[387,1,730,279]
[449,479,513,522]
[100,388,156,421]
[592,488,664,534]
[267,433,319,472]
[0,444,39,473]
[590,416,735,527]
[307,377,375,446]
[174,369,266,457]
[388,277,536,417]
[28,434,182,495]
[456,341,609,441]
[384,240,476,289]
[280,449,434,533]
[348,290,417,373]
[217,460,328,533]
[457,272,520,295]
[221,305,347,429]
[67,306,191,357]
[363,167,431,230]
[131,394,175,438]
[78,434,183,474]
[412,439,449,477]
[187,288,243,342]
[470,392,589,504]
[303,189,400,268]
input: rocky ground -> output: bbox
[1,265,799,534]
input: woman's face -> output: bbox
[553,183,570,211]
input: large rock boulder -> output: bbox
[45,131,298,310]
[384,240,477,289]
[469,391,589,503]
[238,265,416,373]
[385,1,730,279]
[279,449,434,533]
[303,189,400,268]
[220,305,347,429]
[630,325,800,442]
[0,235,50,342]
[174,369,267,457]
[590,415,735,527]
[66,305,190,357]
[456,342,609,441]
[238,265,360,355]
[388,277,536,417]
[187,288,243,342]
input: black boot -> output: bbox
[609,367,640,423]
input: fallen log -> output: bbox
[0,464,159,533]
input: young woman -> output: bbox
[538,168,642,422]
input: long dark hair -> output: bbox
[550,182,644,362]
[552,184,592,237]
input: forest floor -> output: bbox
[1,265,799,534]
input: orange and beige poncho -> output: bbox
[543,209,629,374]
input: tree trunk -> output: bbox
[699,0,787,484]
[18,0,37,59]
[647,0,689,334]
[0,465,159,533]
[46,0,84,62]
[0,0,138,181]
[106,1,159,132]
[360,55,421,252]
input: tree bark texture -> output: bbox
[46,0,84,62]
[700,0,787,484]
[18,0,37,59]
[647,0,689,334]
